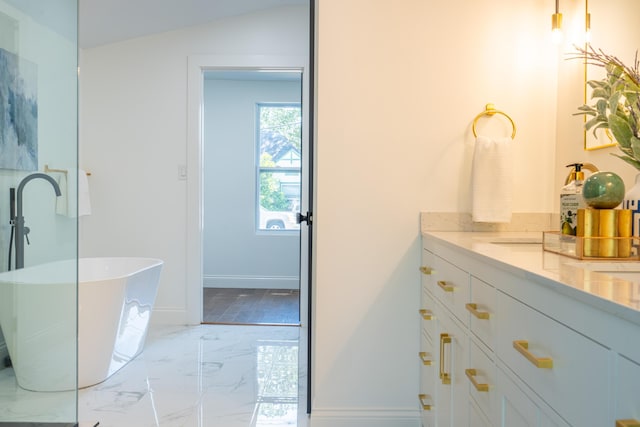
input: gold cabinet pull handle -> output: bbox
[466,303,490,319]
[617,420,640,427]
[419,351,432,366]
[437,280,454,292]
[440,333,451,384]
[418,394,432,411]
[513,340,553,369]
[465,368,489,392]
[419,266,433,275]
[419,309,434,320]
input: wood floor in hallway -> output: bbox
[203,288,300,325]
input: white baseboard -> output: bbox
[309,408,421,427]
[150,307,190,326]
[203,274,299,290]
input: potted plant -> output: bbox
[575,46,640,169]
[574,45,640,238]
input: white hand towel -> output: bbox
[55,169,91,217]
[55,172,69,216]
[77,169,92,217]
[471,136,513,223]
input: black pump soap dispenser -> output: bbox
[560,163,585,235]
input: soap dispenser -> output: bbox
[560,163,586,235]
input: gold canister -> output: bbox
[578,209,599,257]
[598,209,618,257]
[618,209,633,258]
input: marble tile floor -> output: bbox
[0,324,308,427]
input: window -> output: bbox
[257,103,302,231]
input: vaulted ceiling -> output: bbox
[79,0,307,48]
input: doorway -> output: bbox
[186,55,310,327]
[201,71,303,325]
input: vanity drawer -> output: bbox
[431,253,470,326]
[496,290,610,427]
[468,339,498,424]
[469,276,497,351]
[496,365,571,427]
[615,355,640,425]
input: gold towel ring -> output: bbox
[472,103,516,139]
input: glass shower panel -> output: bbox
[0,0,78,425]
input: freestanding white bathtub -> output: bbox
[0,257,163,391]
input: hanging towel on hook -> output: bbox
[471,136,513,223]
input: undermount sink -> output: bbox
[488,237,543,245]
[472,236,543,252]
[476,236,542,246]
[566,261,640,282]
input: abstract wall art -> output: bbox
[0,47,37,171]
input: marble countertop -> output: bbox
[422,231,640,326]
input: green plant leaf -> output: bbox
[590,121,609,138]
[575,110,596,118]
[576,104,595,112]
[611,153,640,171]
[626,91,640,106]
[609,113,634,148]
[587,79,607,89]
[596,99,608,116]
[622,74,640,91]
[632,136,640,160]
[609,92,621,115]
[591,87,609,99]
[585,116,601,131]
[607,62,624,78]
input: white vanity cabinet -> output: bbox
[420,232,640,427]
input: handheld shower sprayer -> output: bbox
[10,188,15,221]
[8,188,15,270]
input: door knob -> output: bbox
[296,211,312,225]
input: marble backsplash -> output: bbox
[421,212,558,233]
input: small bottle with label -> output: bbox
[560,163,585,236]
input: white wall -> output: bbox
[79,6,309,321]
[312,0,559,425]
[203,78,301,289]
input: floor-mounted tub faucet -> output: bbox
[14,173,62,269]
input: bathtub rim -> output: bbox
[0,257,164,285]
